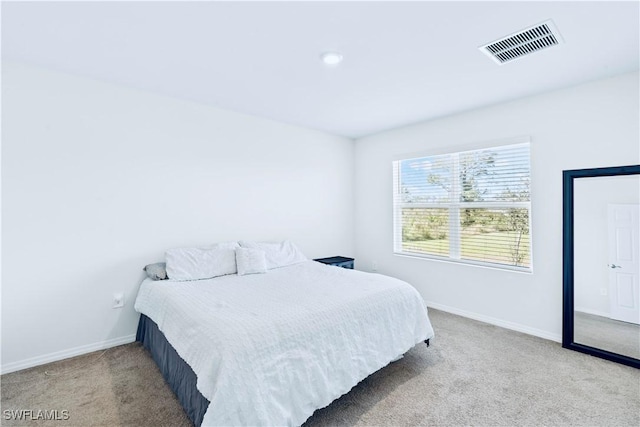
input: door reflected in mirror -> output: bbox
[573,174,640,360]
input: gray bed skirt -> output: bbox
[136,314,209,426]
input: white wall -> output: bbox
[574,176,640,316]
[354,72,640,341]
[3,62,638,374]
[1,62,354,373]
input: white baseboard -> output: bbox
[2,304,562,374]
[574,307,610,318]
[1,334,137,375]
[425,301,562,343]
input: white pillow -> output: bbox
[165,242,239,281]
[235,247,267,276]
[238,240,307,270]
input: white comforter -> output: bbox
[134,261,434,426]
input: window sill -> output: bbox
[393,251,533,274]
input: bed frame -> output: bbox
[136,314,209,427]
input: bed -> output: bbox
[134,259,434,426]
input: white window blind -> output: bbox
[393,142,532,272]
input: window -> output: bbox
[393,141,531,272]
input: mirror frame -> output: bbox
[562,164,640,369]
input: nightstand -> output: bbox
[314,256,354,269]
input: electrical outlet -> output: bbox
[600,288,608,296]
[113,292,125,309]
[372,261,379,272]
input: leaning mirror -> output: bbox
[563,165,640,369]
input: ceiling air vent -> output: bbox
[480,20,562,65]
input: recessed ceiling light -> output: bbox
[320,51,343,66]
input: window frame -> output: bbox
[392,138,533,273]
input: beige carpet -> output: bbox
[2,309,639,426]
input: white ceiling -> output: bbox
[2,1,639,138]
